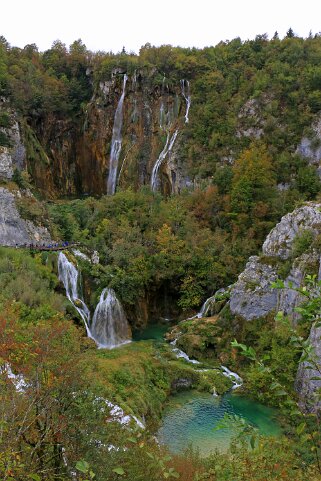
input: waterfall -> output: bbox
[193,287,230,319]
[151,130,179,192]
[58,253,131,349]
[91,288,131,349]
[107,74,128,195]
[221,366,243,389]
[58,252,91,337]
[180,79,191,123]
[1,363,27,392]
[197,294,216,318]
[170,339,200,364]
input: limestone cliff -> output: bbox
[230,203,321,321]
[25,69,191,197]
[226,203,321,413]
[0,98,26,180]
[0,187,51,246]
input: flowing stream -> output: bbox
[58,252,131,349]
[107,74,128,195]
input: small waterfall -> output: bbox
[91,288,131,349]
[107,74,128,195]
[170,339,200,364]
[58,252,91,337]
[194,287,230,319]
[197,294,216,318]
[1,363,27,392]
[180,79,191,123]
[151,130,179,192]
[221,366,243,390]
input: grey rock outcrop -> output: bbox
[296,116,321,176]
[0,187,51,246]
[296,324,321,414]
[262,204,321,259]
[227,202,321,413]
[230,256,278,320]
[0,104,25,179]
[230,204,321,322]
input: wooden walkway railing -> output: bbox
[12,242,81,252]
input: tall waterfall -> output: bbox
[58,252,91,337]
[58,253,131,349]
[107,74,128,195]
[151,130,179,192]
[180,79,191,123]
[159,75,166,130]
[91,288,131,349]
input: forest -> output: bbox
[0,30,321,480]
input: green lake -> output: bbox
[133,322,172,341]
[158,390,281,456]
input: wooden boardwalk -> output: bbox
[7,242,81,252]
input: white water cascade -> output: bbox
[151,129,179,192]
[221,366,243,389]
[107,74,128,195]
[91,288,131,349]
[180,79,191,123]
[58,252,91,337]
[58,253,131,349]
[170,339,200,364]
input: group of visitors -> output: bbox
[16,241,71,250]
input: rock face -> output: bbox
[296,325,321,414]
[262,204,321,259]
[0,101,26,179]
[230,256,278,320]
[26,69,191,197]
[296,115,321,176]
[0,187,51,246]
[227,203,321,413]
[230,204,321,322]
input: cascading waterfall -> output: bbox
[170,339,200,364]
[151,129,179,192]
[180,79,191,123]
[58,252,91,337]
[107,74,128,195]
[58,253,131,349]
[221,366,243,389]
[91,288,131,349]
[192,287,230,319]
